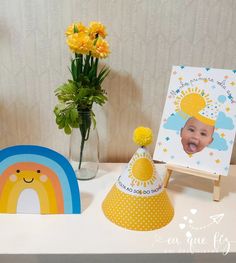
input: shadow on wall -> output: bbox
[95,66,151,163]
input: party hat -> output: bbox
[194,103,220,126]
[102,127,174,231]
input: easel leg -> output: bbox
[213,176,221,201]
[164,169,173,188]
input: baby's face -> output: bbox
[181,117,214,154]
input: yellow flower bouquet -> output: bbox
[54,21,110,170]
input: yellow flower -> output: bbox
[88,21,107,40]
[133,127,153,147]
[66,32,93,55]
[65,22,87,36]
[91,38,110,59]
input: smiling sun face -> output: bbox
[174,87,212,117]
[128,152,156,187]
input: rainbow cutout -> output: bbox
[0,145,81,214]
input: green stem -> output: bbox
[94,58,99,77]
[84,54,91,75]
[78,111,92,170]
[79,136,85,169]
[75,53,83,78]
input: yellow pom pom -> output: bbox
[133,127,153,147]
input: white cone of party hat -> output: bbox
[102,127,174,231]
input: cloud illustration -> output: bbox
[215,112,234,130]
[208,132,228,151]
[163,112,186,131]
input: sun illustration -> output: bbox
[174,87,212,117]
[128,152,156,187]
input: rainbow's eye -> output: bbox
[37,170,41,173]
[16,170,20,173]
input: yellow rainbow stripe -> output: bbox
[0,163,64,214]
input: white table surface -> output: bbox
[0,163,236,255]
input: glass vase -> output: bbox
[69,111,99,180]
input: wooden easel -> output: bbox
[163,164,221,201]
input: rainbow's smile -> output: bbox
[23,177,34,184]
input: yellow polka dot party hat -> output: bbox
[102,127,174,231]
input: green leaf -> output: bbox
[64,124,72,135]
[74,24,79,33]
[56,115,64,125]
[91,110,96,128]
[54,82,78,104]
[54,106,60,116]
[83,54,91,75]
[71,121,79,128]
[70,108,78,123]
[97,67,110,85]
[71,59,77,81]
[88,67,96,81]
[58,119,65,129]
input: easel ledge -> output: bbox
[163,164,221,201]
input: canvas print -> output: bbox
[153,66,236,176]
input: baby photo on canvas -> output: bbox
[154,66,236,176]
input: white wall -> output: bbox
[1,0,236,162]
